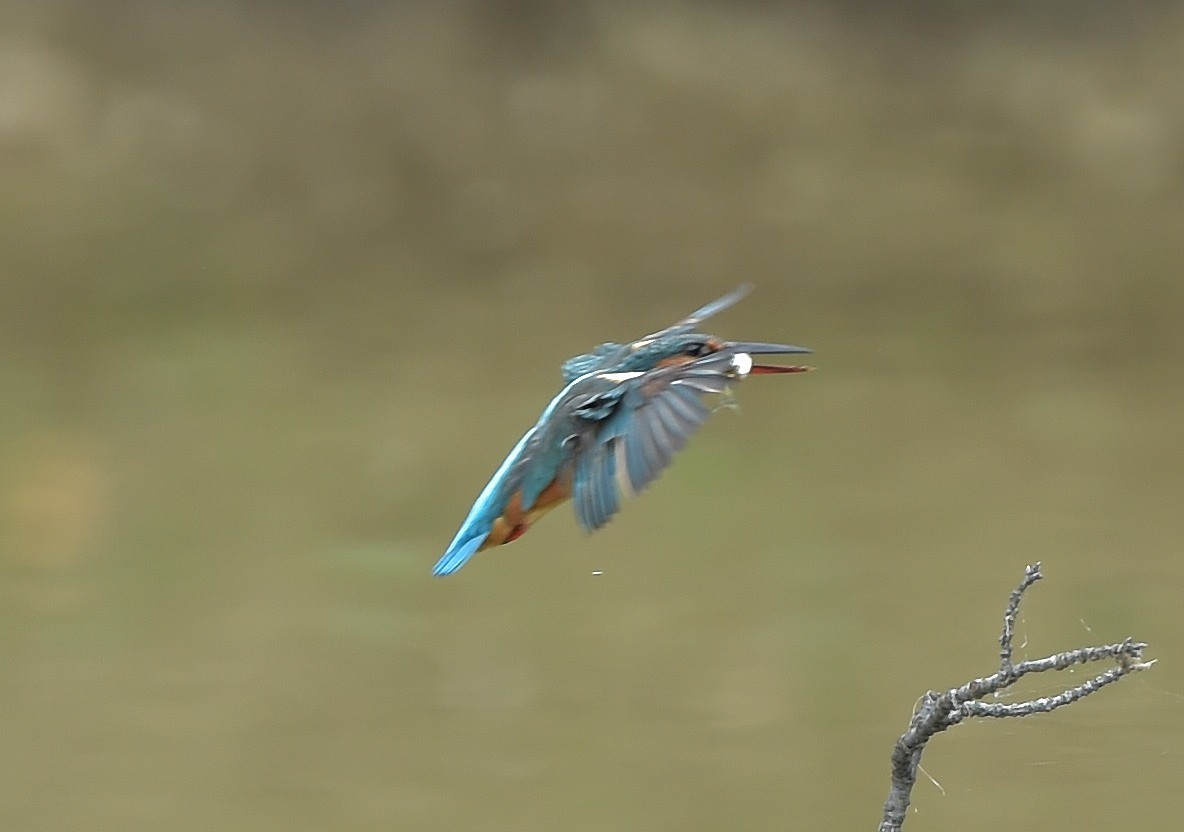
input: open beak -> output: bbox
[727,341,814,375]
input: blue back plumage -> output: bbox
[431,377,586,576]
[561,342,623,383]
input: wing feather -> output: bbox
[570,358,734,530]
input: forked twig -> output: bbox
[878,563,1153,832]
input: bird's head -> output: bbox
[560,285,813,382]
[620,331,813,377]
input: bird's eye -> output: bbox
[684,342,710,358]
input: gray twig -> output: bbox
[878,563,1153,832]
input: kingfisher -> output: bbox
[432,285,812,576]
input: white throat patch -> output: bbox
[731,352,753,378]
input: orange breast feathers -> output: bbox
[482,475,573,551]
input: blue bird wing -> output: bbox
[558,284,751,383]
[568,353,738,532]
[636,284,751,342]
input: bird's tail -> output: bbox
[432,534,486,576]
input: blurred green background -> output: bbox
[1,2,1181,830]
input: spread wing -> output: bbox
[568,353,739,532]
[560,285,751,383]
[637,284,751,342]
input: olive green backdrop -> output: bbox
[1,2,1181,830]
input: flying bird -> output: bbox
[433,285,811,576]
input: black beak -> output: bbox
[726,341,814,375]
[728,341,811,355]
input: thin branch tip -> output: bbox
[879,563,1151,832]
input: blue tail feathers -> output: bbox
[432,535,486,577]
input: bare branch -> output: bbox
[878,563,1153,832]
